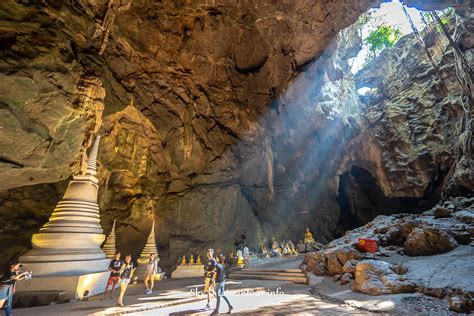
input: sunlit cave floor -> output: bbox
[14,252,472,315]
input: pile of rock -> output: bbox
[302,197,474,313]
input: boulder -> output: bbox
[305,251,328,276]
[340,272,353,285]
[404,227,458,256]
[325,246,363,275]
[448,294,474,313]
[342,259,359,274]
[454,210,474,224]
[433,206,452,218]
[305,246,363,276]
[385,226,402,245]
[399,220,418,239]
[351,260,416,295]
[453,231,471,245]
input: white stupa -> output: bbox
[136,220,164,281]
[18,136,111,301]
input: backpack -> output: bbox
[215,263,225,283]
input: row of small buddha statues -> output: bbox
[261,227,321,257]
[261,239,298,258]
[180,254,202,265]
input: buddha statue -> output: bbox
[196,255,202,265]
[304,227,316,243]
[181,255,187,265]
[271,237,282,256]
[236,249,244,266]
[304,227,317,251]
[189,254,195,265]
[282,242,289,255]
[286,242,292,255]
[297,240,305,253]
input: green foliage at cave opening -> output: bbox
[365,24,402,58]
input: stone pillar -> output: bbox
[18,136,110,301]
[103,219,117,259]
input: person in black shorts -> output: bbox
[212,254,233,315]
[203,249,216,310]
[117,255,135,307]
[104,252,122,299]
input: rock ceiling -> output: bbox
[0,0,471,268]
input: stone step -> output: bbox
[229,273,308,284]
[241,268,304,273]
[234,270,306,277]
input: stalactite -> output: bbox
[264,137,274,196]
[183,105,194,160]
[92,0,133,55]
[73,76,105,175]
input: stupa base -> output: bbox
[19,258,110,277]
[171,265,204,278]
[15,270,110,302]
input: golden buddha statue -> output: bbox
[180,255,187,265]
[196,255,202,265]
[236,249,244,266]
[304,227,316,243]
[189,254,195,265]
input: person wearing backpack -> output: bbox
[212,254,233,315]
[203,249,216,310]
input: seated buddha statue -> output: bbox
[180,255,187,265]
[284,242,292,255]
[196,255,202,265]
[304,227,317,251]
[304,227,315,243]
[282,242,288,255]
[236,249,244,266]
[189,254,195,265]
[297,240,305,253]
[270,238,282,256]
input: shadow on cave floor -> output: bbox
[335,166,442,236]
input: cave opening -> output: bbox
[335,166,440,234]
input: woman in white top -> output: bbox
[144,253,159,294]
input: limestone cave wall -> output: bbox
[0,0,470,270]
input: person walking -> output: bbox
[0,260,30,316]
[212,254,233,315]
[203,249,216,310]
[243,244,250,268]
[144,253,159,294]
[104,252,122,299]
[117,255,135,307]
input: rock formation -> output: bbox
[303,196,473,307]
[0,0,471,272]
[351,260,416,295]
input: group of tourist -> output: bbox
[104,252,160,307]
